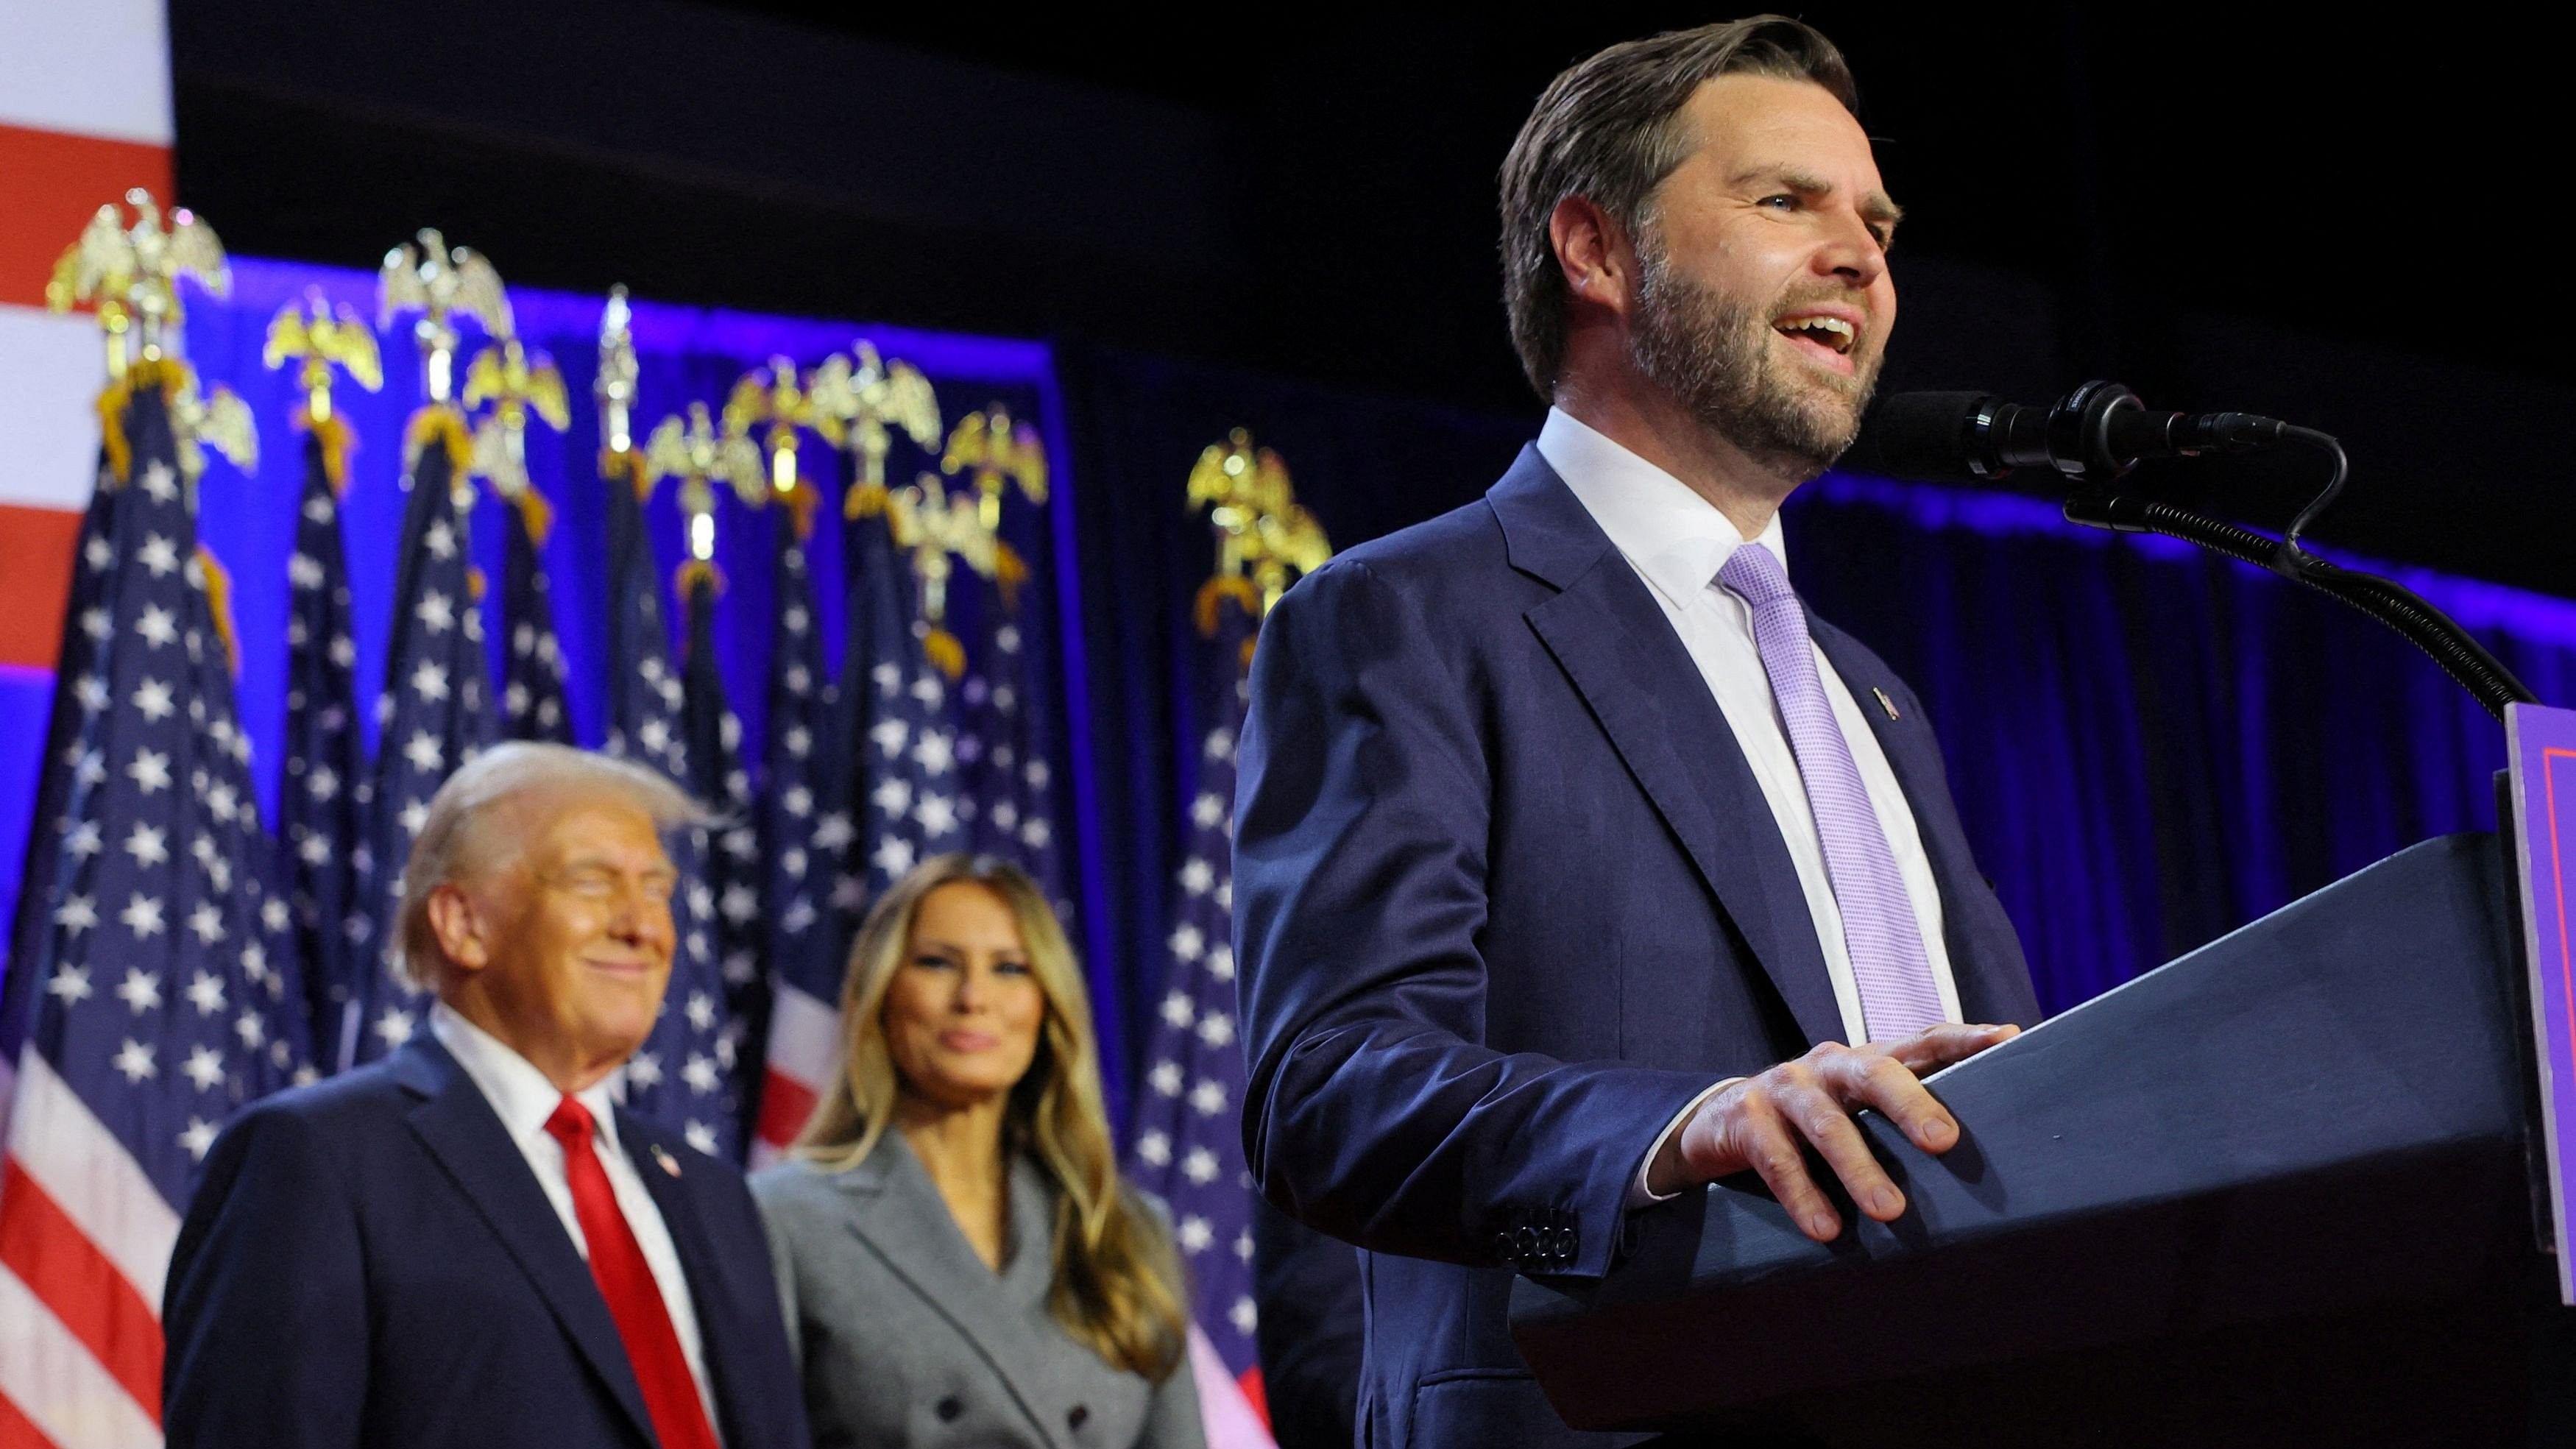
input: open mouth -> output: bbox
[1773,312,1860,372]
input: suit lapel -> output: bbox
[1809,622,2035,1025]
[837,1134,1072,1449]
[394,1039,656,1445]
[1494,452,1844,1047]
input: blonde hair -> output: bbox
[796,854,1189,1381]
[396,741,709,993]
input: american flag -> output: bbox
[677,562,765,1152]
[940,406,1061,907]
[1127,589,1273,1446]
[843,492,967,901]
[275,419,365,1069]
[960,596,1064,910]
[3,453,118,1081]
[0,375,311,1444]
[750,497,851,1161]
[346,413,490,1069]
[601,459,739,1160]
[495,491,573,745]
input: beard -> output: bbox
[1627,227,1880,481]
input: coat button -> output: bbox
[1493,1230,1515,1262]
[937,1396,963,1422]
[1514,1225,1536,1260]
[1069,1404,1090,1430]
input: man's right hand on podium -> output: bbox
[1646,1024,2020,1241]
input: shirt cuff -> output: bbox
[1626,1078,1745,1208]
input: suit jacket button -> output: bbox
[1514,1225,1536,1260]
[1493,1230,1515,1262]
[1069,1404,1090,1430]
[938,1396,963,1422]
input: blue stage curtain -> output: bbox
[1788,474,2576,1013]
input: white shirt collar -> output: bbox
[430,1000,624,1155]
[1535,405,1790,612]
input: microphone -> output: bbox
[1841,380,2287,485]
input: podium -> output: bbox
[1509,834,2576,1446]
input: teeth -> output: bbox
[1777,315,1855,353]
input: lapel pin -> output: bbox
[1872,687,1902,721]
[651,1145,682,1178]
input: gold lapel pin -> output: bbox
[1872,687,1901,721]
[651,1145,682,1178]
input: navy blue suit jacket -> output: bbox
[1234,448,2041,1448]
[163,1035,808,1449]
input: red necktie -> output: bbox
[544,1097,723,1449]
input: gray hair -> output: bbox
[395,741,711,993]
[1497,15,1858,400]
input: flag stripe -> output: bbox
[3,1054,177,1315]
[0,126,174,313]
[0,1262,158,1449]
[0,504,81,670]
[760,987,838,1099]
[1187,1323,1275,1449]
[1236,1367,1266,1422]
[753,1071,818,1158]
[0,1384,68,1449]
[0,0,173,146]
[0,306,108,511]
[754,983,837,1153]
[0,1163,160,1421]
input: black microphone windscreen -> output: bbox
[1838,391,1992,482]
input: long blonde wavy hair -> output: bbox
[794,854,1189,1381]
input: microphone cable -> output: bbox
[2064,425,2535,720]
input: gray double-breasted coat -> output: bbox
[752,1133,1205,1449]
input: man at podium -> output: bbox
[1232,15,2042,1447]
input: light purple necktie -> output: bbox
[1717,543,1945,1043]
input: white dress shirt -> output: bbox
[1532,408,1964,1202]
[430,1003,721,1431]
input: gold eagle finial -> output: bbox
[812,341,943,503]
[263,291,385,425]
[886,472,998,680]
[721,355,836,521]
[462,331,570,506]
[49,189,231,378]
[1189,428,1329,626]
[379,229,509,404]
[940,405,1047,534]
[646,400,767,571]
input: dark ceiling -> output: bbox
[714,1,2569,400]
[169,1,2572,594]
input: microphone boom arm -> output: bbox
[2061,474,2537,720]
[1848,380,2541,720]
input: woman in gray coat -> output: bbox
[754,854,1205,1449]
